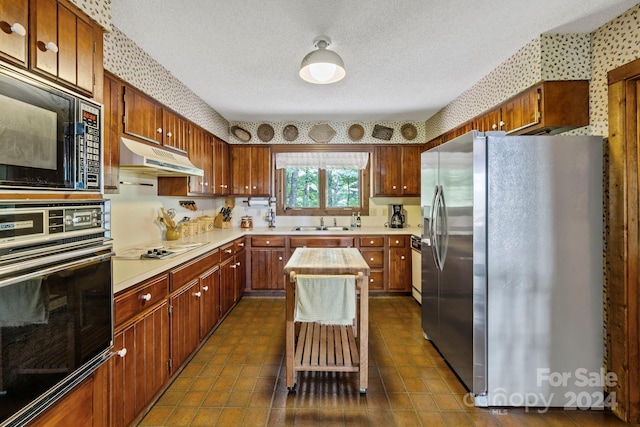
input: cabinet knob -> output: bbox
[236,262,241,267]
[401,255,405,260]
[225,249,233,254]
[42,41,58,53]
[204,182,208,187]
[392,185,397,190]
[203,286,209,291]
[238,243,244,247]
[10,23,26,37]
[369,278,374,283]
[370,257,374,261]
[499,120,505,128]
[370,240,374,244]
[245,185,249,189]
[116,348,127,358]
[278,256,283,261]
[230,264,237,269]
[253,185,257,189]
[157,127,163,134]
[167,131,173,138]
[395,240,400,244]
[140,293,151,301]
[492,123,498,130]
[194,291,202,297]
[266,240,270,245]
[403,185,407,189]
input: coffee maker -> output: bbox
[388,204,406,228]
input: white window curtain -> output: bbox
[275,152,369,170]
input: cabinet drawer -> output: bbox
[359,236,384,247]
[170,249,219,291]
[235,237,246,251]
[251,236,285,247]
[388,236,407,247]
[360,249,384,268]
[290,236,355,248]
[114,274,168,326]
[367,271,384,291]
[219,242,235,262]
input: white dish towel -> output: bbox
[294,274,356,325]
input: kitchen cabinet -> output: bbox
[212,136,230,195]
[103,73,122,191]
[187,124,213,194]
[442,122,472,142]
[169,279,201,374]
[388,236,410,291]
[30,0,98,96]
[200,265,220,339]
[234,238,246,302]
[230,145,272,196]
[29,376,95,427]
[219,242,237,318]
[373,145,422,197]
[249,236,287,291]
[122,85,163,144]
[0,0,29,67]
[111,274,170,427]
[472,108,501,132]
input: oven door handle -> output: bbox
[0,246,114,288]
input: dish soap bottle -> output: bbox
[356,211,361,228]
[351,212,356,229]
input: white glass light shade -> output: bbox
[299,40,346,84]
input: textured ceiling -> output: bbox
[110,0,639,123]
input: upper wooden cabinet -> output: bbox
[230,145,272,196]
[187,124,213,195]
[212,136,230,196]
[103,73,122,191]
[122,85,163,144]
[162,109,189,153]
[29,0,99,96]
[0,0,29,67]
[373,145,422,197]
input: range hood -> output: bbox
[119,137,204,177]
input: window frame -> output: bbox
[273,145,371,217]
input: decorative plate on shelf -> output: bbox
[308,124,336,143]
[401,123,418,140]
[348,124,365,141]
[283,124,299,141]
[257,123,275,142]
[230,125,251,142]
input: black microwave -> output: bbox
[0,64,102,192]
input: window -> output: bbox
[275,151,370,216]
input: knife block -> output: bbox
[214,213,231,229]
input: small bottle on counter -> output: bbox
[356,211,361,228]
[350,212,356,229]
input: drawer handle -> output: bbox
[116,348,127,358]
[140,293,151,301]
[395,240,400,244]
[370,240,374,244]
[225,249,233,254]
[266,240,270,245]
[203,286,209,291]
[238,243,245,247]
[194,291,202,298]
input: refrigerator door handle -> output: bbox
[429,186,440,268]
[433,186,444,271]
[438,185,449,269]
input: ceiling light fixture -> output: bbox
[299,37,346,84]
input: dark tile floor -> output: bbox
[138,297,630,426]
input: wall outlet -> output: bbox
[370,208,377,216]
[382,207,387,216]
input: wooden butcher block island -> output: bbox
[283,248,371,393]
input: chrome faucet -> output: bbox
[320,217,324,228]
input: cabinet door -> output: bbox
[401,146,421,196]
[75,13,94,94]
[123,86,163,144]
[57,3,76,87]
[169,279,200,373]
[219,257,236,317]
[500,87,539,133]
[188,125,211,194]
[374,146,401,196]
[251,146,271,196]
[230,145,251,195]
[389,246,410,291]
[234,248,246,302]
[200,267,220,338]
[0,0,29,66]
[163,109,189,152]
[250,249,286,290]
[31,0,57,78]
[111,301,169,427]
[103,73,121,190]
[212,136,229,195]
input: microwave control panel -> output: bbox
[78,101,101,190]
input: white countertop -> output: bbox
[112,225,422,294]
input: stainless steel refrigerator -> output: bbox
[421,131,604,408]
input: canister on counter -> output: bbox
[241,216,253,229]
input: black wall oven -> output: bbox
[0,64,102,192]
[0,200,113,427]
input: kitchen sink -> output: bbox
[292,226,351,231]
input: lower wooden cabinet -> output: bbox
[200,266,220,339]
[249,236,287,290]
[111,300,169,427]
[169,280,201,374]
